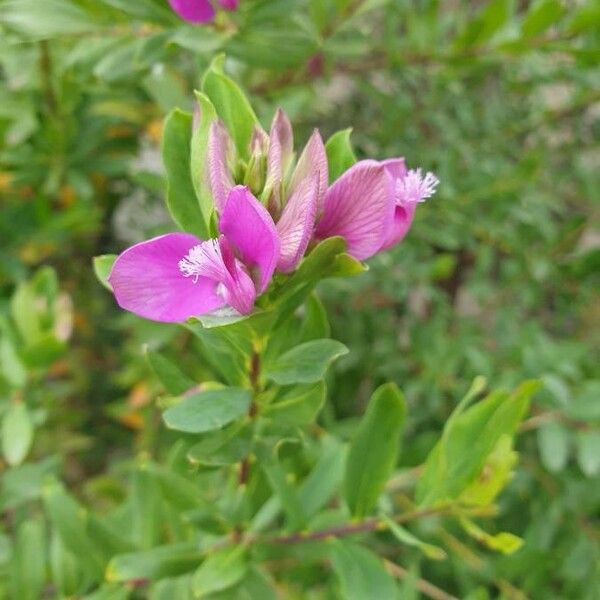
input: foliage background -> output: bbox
[0,0,598,598]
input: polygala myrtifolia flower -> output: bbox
[108,108,438,322]
[168,0,238,24]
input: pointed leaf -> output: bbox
[382,515,447,561]
[162,109,208,238]
[266,339,348,385]
[330,540,398,600]
[192,546,248,597]
[416,380,540,506]
[325,128,357,183]
[145,348,195,395]
[2,403,34,466]
[344,384,406,517]
[202,55,258,159]
[163,388,251,433]
[93,255,116,291]
[264,382,326,426]
[106,544,203,582]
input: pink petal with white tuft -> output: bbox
[219,186,280,293]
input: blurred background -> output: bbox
[0,0,598,598]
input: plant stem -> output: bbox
[239,350,261,486]
[384,560,459,600]
[264,504,455,546]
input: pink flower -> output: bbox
[207,109,327,274]
[109,186,279,322]
[108,103,437,322]
[168,0,239,24]
[315,159,439,260]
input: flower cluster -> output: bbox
[168,0,238,24]
[109,109,438,322]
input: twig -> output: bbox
[384,560,458,600]
[519,411,592,433]
[265,504,454,545]
[239,350,260,485]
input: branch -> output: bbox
[264,504,454,546]
[384,560,459,600]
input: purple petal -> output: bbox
[266,108,294,211]
[178,236,256,315]
[207,121,235,213]
[276,175,319,273]
[219,186,280,293]
[168,0,215,23]
[108,233,225,322]
[380,203,417,250]
[381,157,407,180]
[288,129,328,214]
[218,0,239,10]
[217,237,256,314]
[315,160,395,261]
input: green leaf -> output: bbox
[330,540,398,600]
[567,2,600,34]
[259,449,306,530]
[249,436,346,533]
[0,333,27,388]
[99,0,175,23]
[10,518,46,600]
[86,516,134,558]
[93,255,116,291]
[521,0,564,38]
[0,0,98,39]
[162,109,209,238]
[83,585,131,600]
[226,28,318,69]
[382,515,447,561]
[0,457,59,511]
[329,253,367,278]
[49,531,84,597]
[576,430,600,477]
[43,481,107,579]
[201,55,258,160]
[298,436,347,519]
[186,319,256,386]
[163,388,251,433]
[150,575,194,600]
[187,422,253,466]
[131,467,162,550]
[234,567,279,600]
[190,91,218,230]
[344,383,406,518]
[453,0,513,48]
[2,403,34,466]
[300,293,331,342]
[325,128,357,183]
[270,237,351,321]
[266,339,348,385]
[145,349,195,395]
[264,382,326,426]
[10,267,59,346]
[459,434,518,506]
[146,463,203,511]
[107,544,203,582]
[192,546,248,597]
[416,380,540,506]
[460,518,523,555]
[538,422,570,473]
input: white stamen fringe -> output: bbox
[179,240,223,284]
[397,168,439,206]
